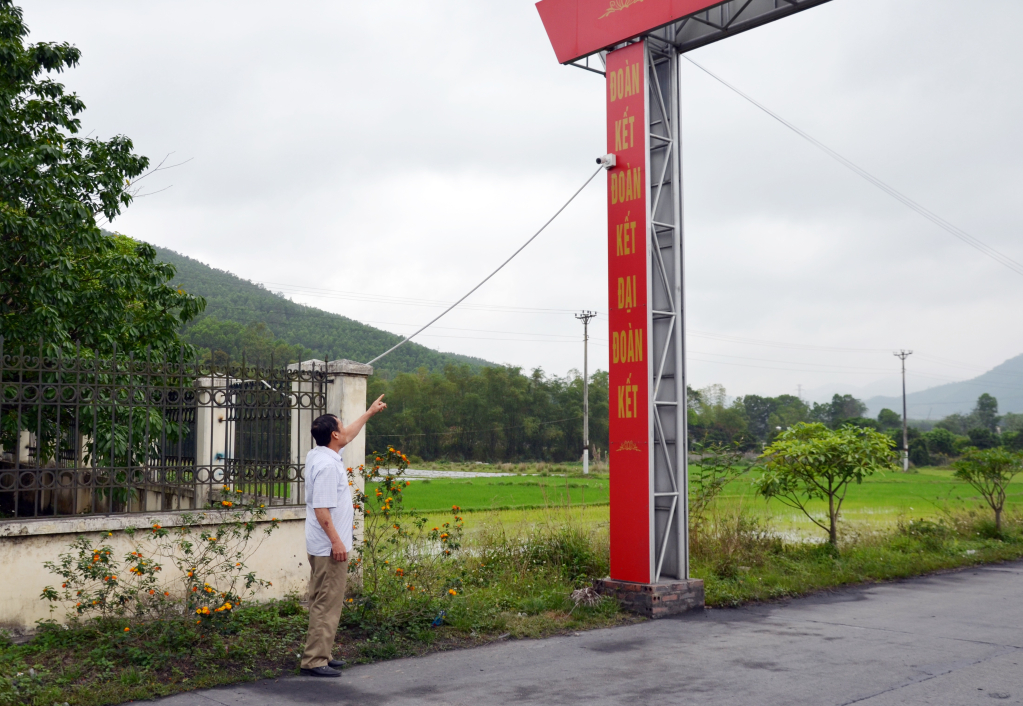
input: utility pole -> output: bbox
[894,350,913,472]
[576,311,597,474]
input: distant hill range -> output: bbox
[155,247,491,375]
[865,354,1023,420]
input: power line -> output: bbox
[364,165,604,366]
[683,56,1023,279]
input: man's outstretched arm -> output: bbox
[338,395,387,446]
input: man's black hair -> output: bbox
[311,414,339,447]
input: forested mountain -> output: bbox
[154,247,491,375]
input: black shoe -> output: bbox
[328,659,346,669]
[300,665,342,678]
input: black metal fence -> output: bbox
[0,340,328,520]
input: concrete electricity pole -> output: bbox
[894,350,913,472]
[576,311,597,474]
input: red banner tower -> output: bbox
[536,0,834,616]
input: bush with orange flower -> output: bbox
[345,447,464,631]
[41,486,279,625]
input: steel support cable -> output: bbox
[364,165,604,366]
[683,56,1023,278]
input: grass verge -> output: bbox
[692,508,1023,606]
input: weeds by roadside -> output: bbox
[692,504,1023,607]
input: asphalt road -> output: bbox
[157,561,1023,706]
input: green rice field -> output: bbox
[369,465,1023,540]
[367,474,610,513]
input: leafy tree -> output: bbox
[923,427,958,456]
[809,394,868,429]
[973,393,999,433]
[952,448,1022,532]
[755,422,897,546]
[741,395,776,442]
[842,417,880,431]
[688,385,753,449]
[908,437,930,467]
[767,394,810,440]
[0,2,202,354]
[936,413,972,436]
[1000,412,1023,433]
[967,427,999,450]
[1002,431,1023,452]
[877,408,901,430]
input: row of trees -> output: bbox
[688,385,1023,465]
[365,366,608,463]
[363,371,1023,465]
[688,385,877,449]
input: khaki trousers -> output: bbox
[301,554,348,669]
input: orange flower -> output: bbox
[448,589,457,596]
[221,501,233,507]
[124,627,130,632]
[164,592,170,597]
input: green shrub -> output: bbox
[346,448,465,634]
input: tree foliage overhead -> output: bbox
[0,2,202,354]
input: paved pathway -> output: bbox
[158,561,1023,705]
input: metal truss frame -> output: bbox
[643,0,833,55]
[643,40,687,582]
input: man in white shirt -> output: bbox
[300,396,386,677]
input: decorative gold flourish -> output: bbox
[617,440,642,452]
[599,0,645,19]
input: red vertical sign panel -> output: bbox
[606,42,649,584]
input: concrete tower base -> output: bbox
[594,577,704,619]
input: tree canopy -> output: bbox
[0,1,202,354]
[755,422,897,545]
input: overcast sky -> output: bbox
[21,0,1023,406]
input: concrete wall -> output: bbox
[0,510,308,635]
[0,359,372,636]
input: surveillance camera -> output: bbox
[596,153,616,170]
